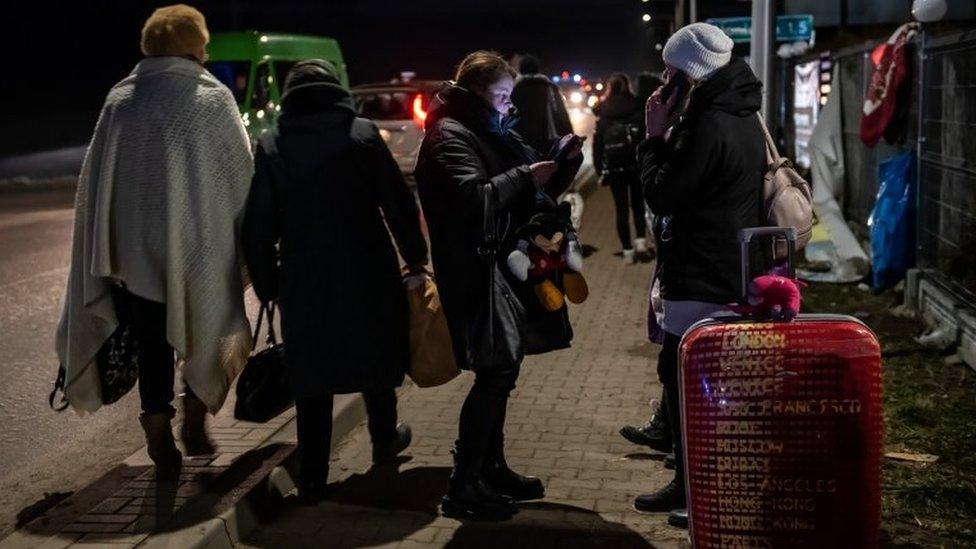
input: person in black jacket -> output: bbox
[415,51,582,520]
[592,73,648,263]
[511,54,575,156]
[242,59,429,504]
[634,24,765,518]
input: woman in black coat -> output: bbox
[415,51,582,520]
[243,59,429,503]
[592,72,648,262]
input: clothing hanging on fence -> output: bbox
[802,66,870,284]
[860,23,919,148]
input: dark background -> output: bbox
[2,0,669,155]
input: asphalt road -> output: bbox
[0,191,266,539]
[0,190,143,538]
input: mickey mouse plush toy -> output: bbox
[506,203,589,312]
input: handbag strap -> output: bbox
[478,183,498,259]
[48,365,70,412]
[252,302,280,350]
[756,113,780,165]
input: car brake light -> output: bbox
[412,93,427,129]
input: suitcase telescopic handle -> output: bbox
[738,227,797,301]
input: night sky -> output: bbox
[4,0,675,154]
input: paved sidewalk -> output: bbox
[3,364,363,548]
[241,187,687,548]
[1,396,300,549]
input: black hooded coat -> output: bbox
[637,58,766,303]
[415,84,582,371]
[243,74,428,398]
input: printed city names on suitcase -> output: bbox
[681,319,883,548]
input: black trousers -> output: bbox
[607,170,647,250]
[112,286,192,416]
[657,332,684,485]
[456,367,520,468]
[295,390,397,486]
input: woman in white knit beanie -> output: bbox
[631,22,766,523]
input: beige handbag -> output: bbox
[407,277,460,388]
[757,114,814,259]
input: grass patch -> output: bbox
[803,282,976,547]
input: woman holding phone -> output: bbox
[635,23,767,520]
[415,51,582,520]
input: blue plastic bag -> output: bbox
[868,151,916,290]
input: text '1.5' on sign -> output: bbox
[705,15,814,44]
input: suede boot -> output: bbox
[140,412,182,481]
[180,392,216,456]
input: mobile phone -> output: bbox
[549,134,583,165]
[659,72,692,116]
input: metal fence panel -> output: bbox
[919,30,976,307]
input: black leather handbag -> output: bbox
[50,285,141,411]
[234,302,293,423]
[466,183,525,372]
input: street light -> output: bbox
[642,13,651,22]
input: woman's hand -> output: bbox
[645,88,677,139]
[530,161,558,186]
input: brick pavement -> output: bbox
[241,186,688,548]
[3,391,298,548]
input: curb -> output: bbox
[135,393,366,548]
[0,176,77,194]
[0,394,367,549]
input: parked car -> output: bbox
[206,31,349,140]
[351,79,445,182]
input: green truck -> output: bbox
[206,31,348,139]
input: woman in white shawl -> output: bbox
[55,5,253,479]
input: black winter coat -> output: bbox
[243,83,428,398]
[415,84,581,370]
[592,92,643,174]
[637,59,765,303]
[511,74,574,156]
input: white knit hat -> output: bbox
[662,23,734,81]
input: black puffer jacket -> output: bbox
[415,84,581,370]
[243,79,428,397]
[637,58,765,303]
[511,74,574,155]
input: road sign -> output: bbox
[706,15,814,44]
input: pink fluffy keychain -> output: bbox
[729,275,807,321]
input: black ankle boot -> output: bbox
[296,480,331,506]
[442,451,517,520]
[372,423,412,465]
[483,455,545,501]
[634,478,686,512]
[619,400,672,453]
[667,508,689,528]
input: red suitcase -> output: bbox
[680,228,883,548]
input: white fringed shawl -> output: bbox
[56,56,253,413]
